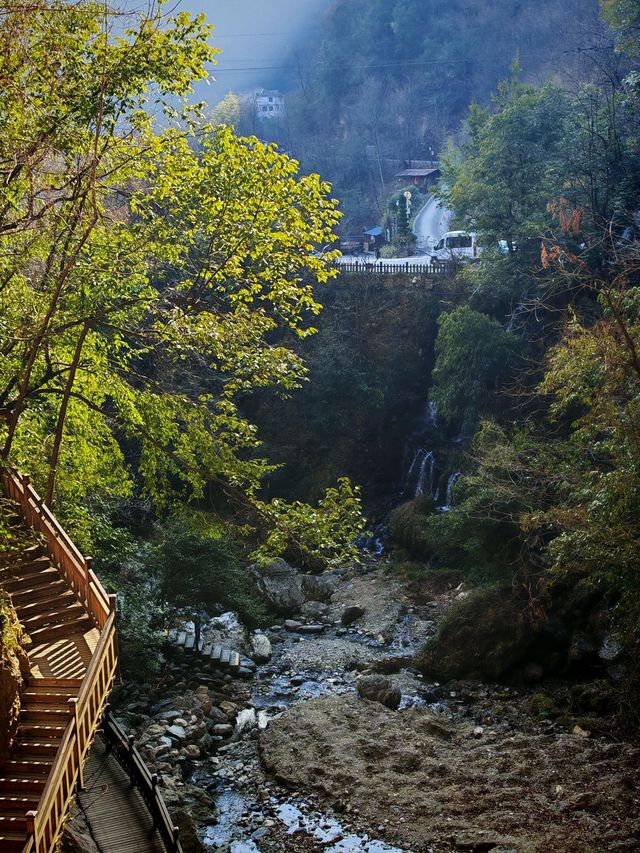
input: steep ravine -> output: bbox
[114,561,640,853]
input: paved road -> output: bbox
[413,194,452,251]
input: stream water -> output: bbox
[192,601,436,853]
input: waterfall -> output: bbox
[426,400,438,429]
[438,471,462,512]
[414,450,436,498]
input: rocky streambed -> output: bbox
[113,560,640,853]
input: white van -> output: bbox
[430,231,479,263]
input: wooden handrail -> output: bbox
[2,468,120,853]
[103,709,183,853]
[26,613,118,853]
[1,468,113,628]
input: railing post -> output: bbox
[69,698,84,789]
[151,774,159,829]
[26,810,37,851]
[128,734,136,788]
[172,825,180,852]
[83,556,92,611]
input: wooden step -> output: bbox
[2,567,59,592]
[202,643,213,657]
[21,705,71,723]
[27,615,94,644]
[176,631,187,647]
[220,648,231,667]
[0,775,47,793]
[0,795,38,812]
[167,628,178,642]
[32,677,82,689]
[2,555,51,574]
[211,645,222,662]
[4,759,52,777]
[21,601,85,631]
[229,651,240,670]
[17,722,67,739]
[13,738,60,757]
[17,589,76,619]
[0,816,28,832]
[0,830,27,852]
[184,634,195,651]
[22,688,78,705]
[18,544,45,561]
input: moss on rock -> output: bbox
[416,585,536,681]
[0,592,30,760]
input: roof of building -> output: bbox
[364,226,384,237]
[396,167,440,178]
[256,88,284,99]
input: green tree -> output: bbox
[431,306,519,432]
[0,0,364,567]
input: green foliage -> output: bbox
[439,82,571,251]
[431,307,519,432]
[92,522,165,680]
[253,477,367,570]
[0,1,367,575]
[601,0,640,55]
[149,512,269,626]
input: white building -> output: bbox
[255,89,286,119]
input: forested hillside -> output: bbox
[2,2,640,851]
[273,0,606,227]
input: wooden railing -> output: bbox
[2,468,112,630]
[103,709,183,853]
[24,610,118,853]
[335,260,456,276]
[0,468,119,853]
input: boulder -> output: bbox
[252,559,304,615]
[300,573,338,603]
[416,586,538,681]
[341,605,366,626]
[250,632,272,664]
[301,600,330,621]
[356,674,401,710]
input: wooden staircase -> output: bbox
[0,469,118,853]
[0,681,81,851]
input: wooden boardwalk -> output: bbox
[71,736,166,853]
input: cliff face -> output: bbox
[0,592,30,760]
[251,274,451,514]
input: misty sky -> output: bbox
[182,0,330,101]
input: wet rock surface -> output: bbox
[115,561,640,853]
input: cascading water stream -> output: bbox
[438,470,461,512]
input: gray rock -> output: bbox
[166,724,187,741]
[252,558,304,614]
[301,600,330,620]
[523,663,544,683]
[297,624,325,634]
[599,634,623,662]
[237,667,255,680]
[284,619,303,631]
[250,632,272,663]
[212,723,234,737]
[341,605,366,626]
[356,674,401,710]
[301,573,338,602]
